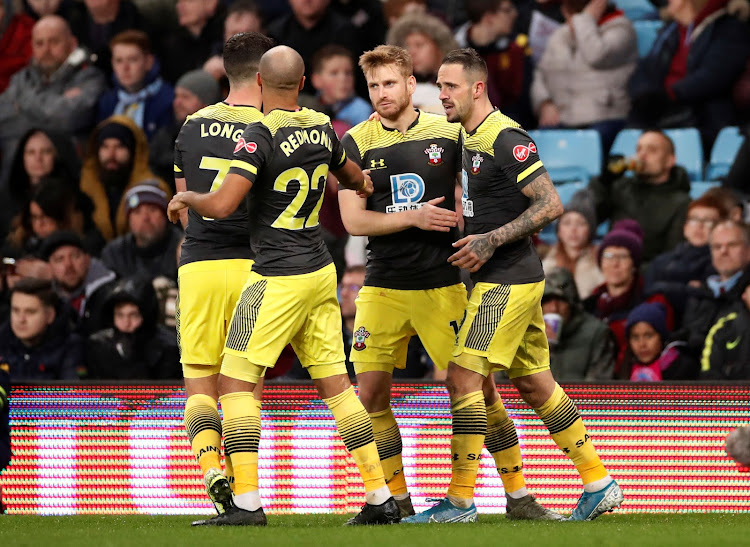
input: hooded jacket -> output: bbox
[0,302,83,381]
[53,257,116,336]
[86,276,180,380]
[587,166,691,263]
[79,115,172,240]
[545,267,616,380]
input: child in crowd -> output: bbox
[309,45,372,128]
[620,302,694,381]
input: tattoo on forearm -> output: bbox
[483,172,562,251]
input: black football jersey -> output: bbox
[460,110,546,284]
[174,102,263,266]
[228,108,347,276]
[342,110,461,290]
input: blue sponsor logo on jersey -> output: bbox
[387,173,425,213]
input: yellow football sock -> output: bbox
[220,391,260,496]
[324,386,386,493]
[485,398,526,494]
[534,383,608,485]
[369,407,407,496]
[447,391,486,501]
[184,394,222,475]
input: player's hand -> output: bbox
[414,196,457,232]
[367,111,381,122]
[167,193,189,224]
[357,170,373,198]
[448,234,496,272]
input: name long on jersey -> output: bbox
[174,102,263,267]
[227,108,346,276]
[460,109,547,285]
[342,110,461,290]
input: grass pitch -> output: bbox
[1,513,748,547]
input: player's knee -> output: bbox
[358,388,389,413]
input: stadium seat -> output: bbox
[633,20,662,57]
[705,126,744,180]
[616,0,659,19]
[610,128,704,181]
[689,180,721,200]
[529,129,602,184]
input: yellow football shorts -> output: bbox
[177,259,253,376]
[453,280,550,379]
[352,283,467,374]
[222,263,346,384]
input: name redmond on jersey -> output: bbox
[200,122,245,142]
[279,128,334,157]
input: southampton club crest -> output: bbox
[471,153,484,174]
[352,327,370,351]
[425,143,444,165]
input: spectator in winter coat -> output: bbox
[543,266,616,380]
[532,0,637,154]
[587,130,691,264]
[627,0,750,153]
[79,115,172,240]
[678,220,750,376]
[86,275,180,379]
[620,302,695,380]
[0,15,105,174]
[644,193,728,322]
[101,182,182,283]
[41,230,116,336]
[97,30,174,141]
[0,277,83,381]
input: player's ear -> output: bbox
[256,72,262,88]
[407,74,416,95]
[299,75,306,92]
[473,80,485,99]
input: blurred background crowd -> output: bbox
[0,0,749,384]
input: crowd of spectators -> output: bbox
[0,0,748,384]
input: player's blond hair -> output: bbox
[359,45,413,80]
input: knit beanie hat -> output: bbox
[625,302,668,340]
[176,69,221,105]
[560,190,597,241]
[598,219,644,268]
[123,181,168,216]
[97,121,136,154]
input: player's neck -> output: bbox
[225,85,262,109]
[261,91,300,113]
[380,105,418,135]
[462,97,495,134]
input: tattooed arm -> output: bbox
[448,172,563,272]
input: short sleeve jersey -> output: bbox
[460,110,546,284]
[174,102,263,267]
[227,108,347,276]
[342,111,461,290]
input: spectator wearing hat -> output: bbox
[542,191,603,299]
[86,275,180,380]
[584,220,674,371]
[645,194,728,323]
[79,115,172,241]
[101,182,182,283]
[586,130,691,265]
[678,220,750,379]
[0,277,83,381]
[621,302,694,381]
[42,230,116,336]
[97,30,174,141]
[543,266,616,381]
[149,69,221,183]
